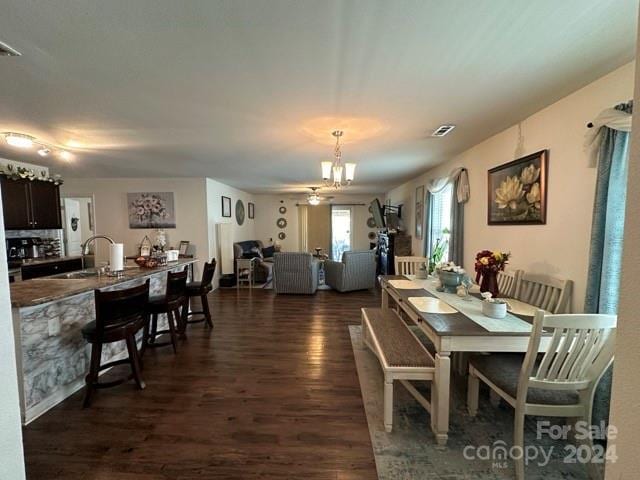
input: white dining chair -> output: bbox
[514,272,573,313]
[394,256,427,276]
[468,311,617,480]
[497,269,522,298]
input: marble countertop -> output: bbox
[10,259,197,308]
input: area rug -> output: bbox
[349,325,599,480]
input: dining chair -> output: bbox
[394,256,427,276]
[467,310,617,480]
[497,269,522,298]
[514,272,573,313]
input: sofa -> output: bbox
[273,252,319,294]
[324,250,376,292]
[233,240,276,283]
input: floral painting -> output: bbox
[488,150,547,225]
[128,192,176,228]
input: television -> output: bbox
[370,198,386,228]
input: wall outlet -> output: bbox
[48,318,61,337]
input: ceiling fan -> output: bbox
[306,187,333,205]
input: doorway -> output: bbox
[331,205,353,260]
[61,197,95,262]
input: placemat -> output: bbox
[408,297,457,314]
[388,279,423,290]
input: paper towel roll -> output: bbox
[109,243,124,272]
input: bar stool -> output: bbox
[182,259,216,329]
[81,280,150,408]
[142,267,188,355]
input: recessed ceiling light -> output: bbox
[38,148,51,157]
[432,125,456,137]
[59,150,73,161]
[4,133,34,148]
[0,40,21,57]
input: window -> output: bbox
[426,183,453,263]
[331,206,353,260]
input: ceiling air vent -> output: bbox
[0,41,21,57]
[431,125,455,137]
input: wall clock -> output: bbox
[279,206,287,214]
[235,200,245,225]
[278,232,286,240]
[276,217,287,228]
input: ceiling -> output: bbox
[0,0,637,193]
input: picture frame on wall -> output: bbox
[487,149,548,225]
[222,196,232,218]
[415,185,424,239]
[248,202,255,219]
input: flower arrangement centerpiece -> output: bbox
[474,250,511,298]
[437,261,465,293]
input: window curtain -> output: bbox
[583,100,632,441]
[298,205,309,253]
[423,167,470,264]
[584,101,632,314]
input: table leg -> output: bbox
[431,351,451,446]
[381,287,389,309]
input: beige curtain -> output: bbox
[298,205,309,252]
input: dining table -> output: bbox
[378,274,550,446]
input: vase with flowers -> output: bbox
[474,250,511,298]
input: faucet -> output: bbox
[80,235,115,270]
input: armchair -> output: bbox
[273,252,319,294]
[325,250,376,292]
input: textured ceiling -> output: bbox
[0,0,636,193]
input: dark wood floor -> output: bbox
[23,288,380,479]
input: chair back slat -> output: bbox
[201,259,217,287]
[394,256,427,276]
[166,267,188,299]
[497,270,521,298]
[515,273,573,313]
[524,312,616,395]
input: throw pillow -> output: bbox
[262,246,276,258]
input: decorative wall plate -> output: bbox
[368,231,377,240]
[279,206,287,214]
[235,200,245,225]
[278,232,286,240]
[276,217,287,229]
[367,217,376,228]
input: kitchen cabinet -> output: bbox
[0,177,62,229]
[21,258,83,280]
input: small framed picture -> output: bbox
[178,241,190,256]
[415,185,424,240]
[222,196,232,218]
[248,202,255,219]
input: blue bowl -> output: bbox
[438,271,464,293]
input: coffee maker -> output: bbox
[6,237,42,265]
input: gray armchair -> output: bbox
[325,250,376,292]
[273,252,319,294]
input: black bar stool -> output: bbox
[142,267,188,354]
[81,279,150,408]
[182,259,216,330]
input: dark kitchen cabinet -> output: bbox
[0,177,62,230]
[21,258,83,280]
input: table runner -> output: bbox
[401,276,533,333]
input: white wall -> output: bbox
[386,62,635,312]
[0,186,26,479]
[605,51,640,478]
[61,178,209,276]
[205,178,256,283]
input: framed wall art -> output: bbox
[488,150,548,225]
[222,196,232,218]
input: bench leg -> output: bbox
[467,367,479,417]
[384,376,393,433]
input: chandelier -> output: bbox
[321,130,355,188]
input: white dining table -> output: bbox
[379,275,549,446]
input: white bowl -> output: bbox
[482,301,507,319]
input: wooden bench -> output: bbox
[361,308,436,433]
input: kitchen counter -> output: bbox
[10,259,193,307]
[11,258,197,424]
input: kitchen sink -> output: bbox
[52,270,100,279]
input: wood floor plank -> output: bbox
[23,288,380,479]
